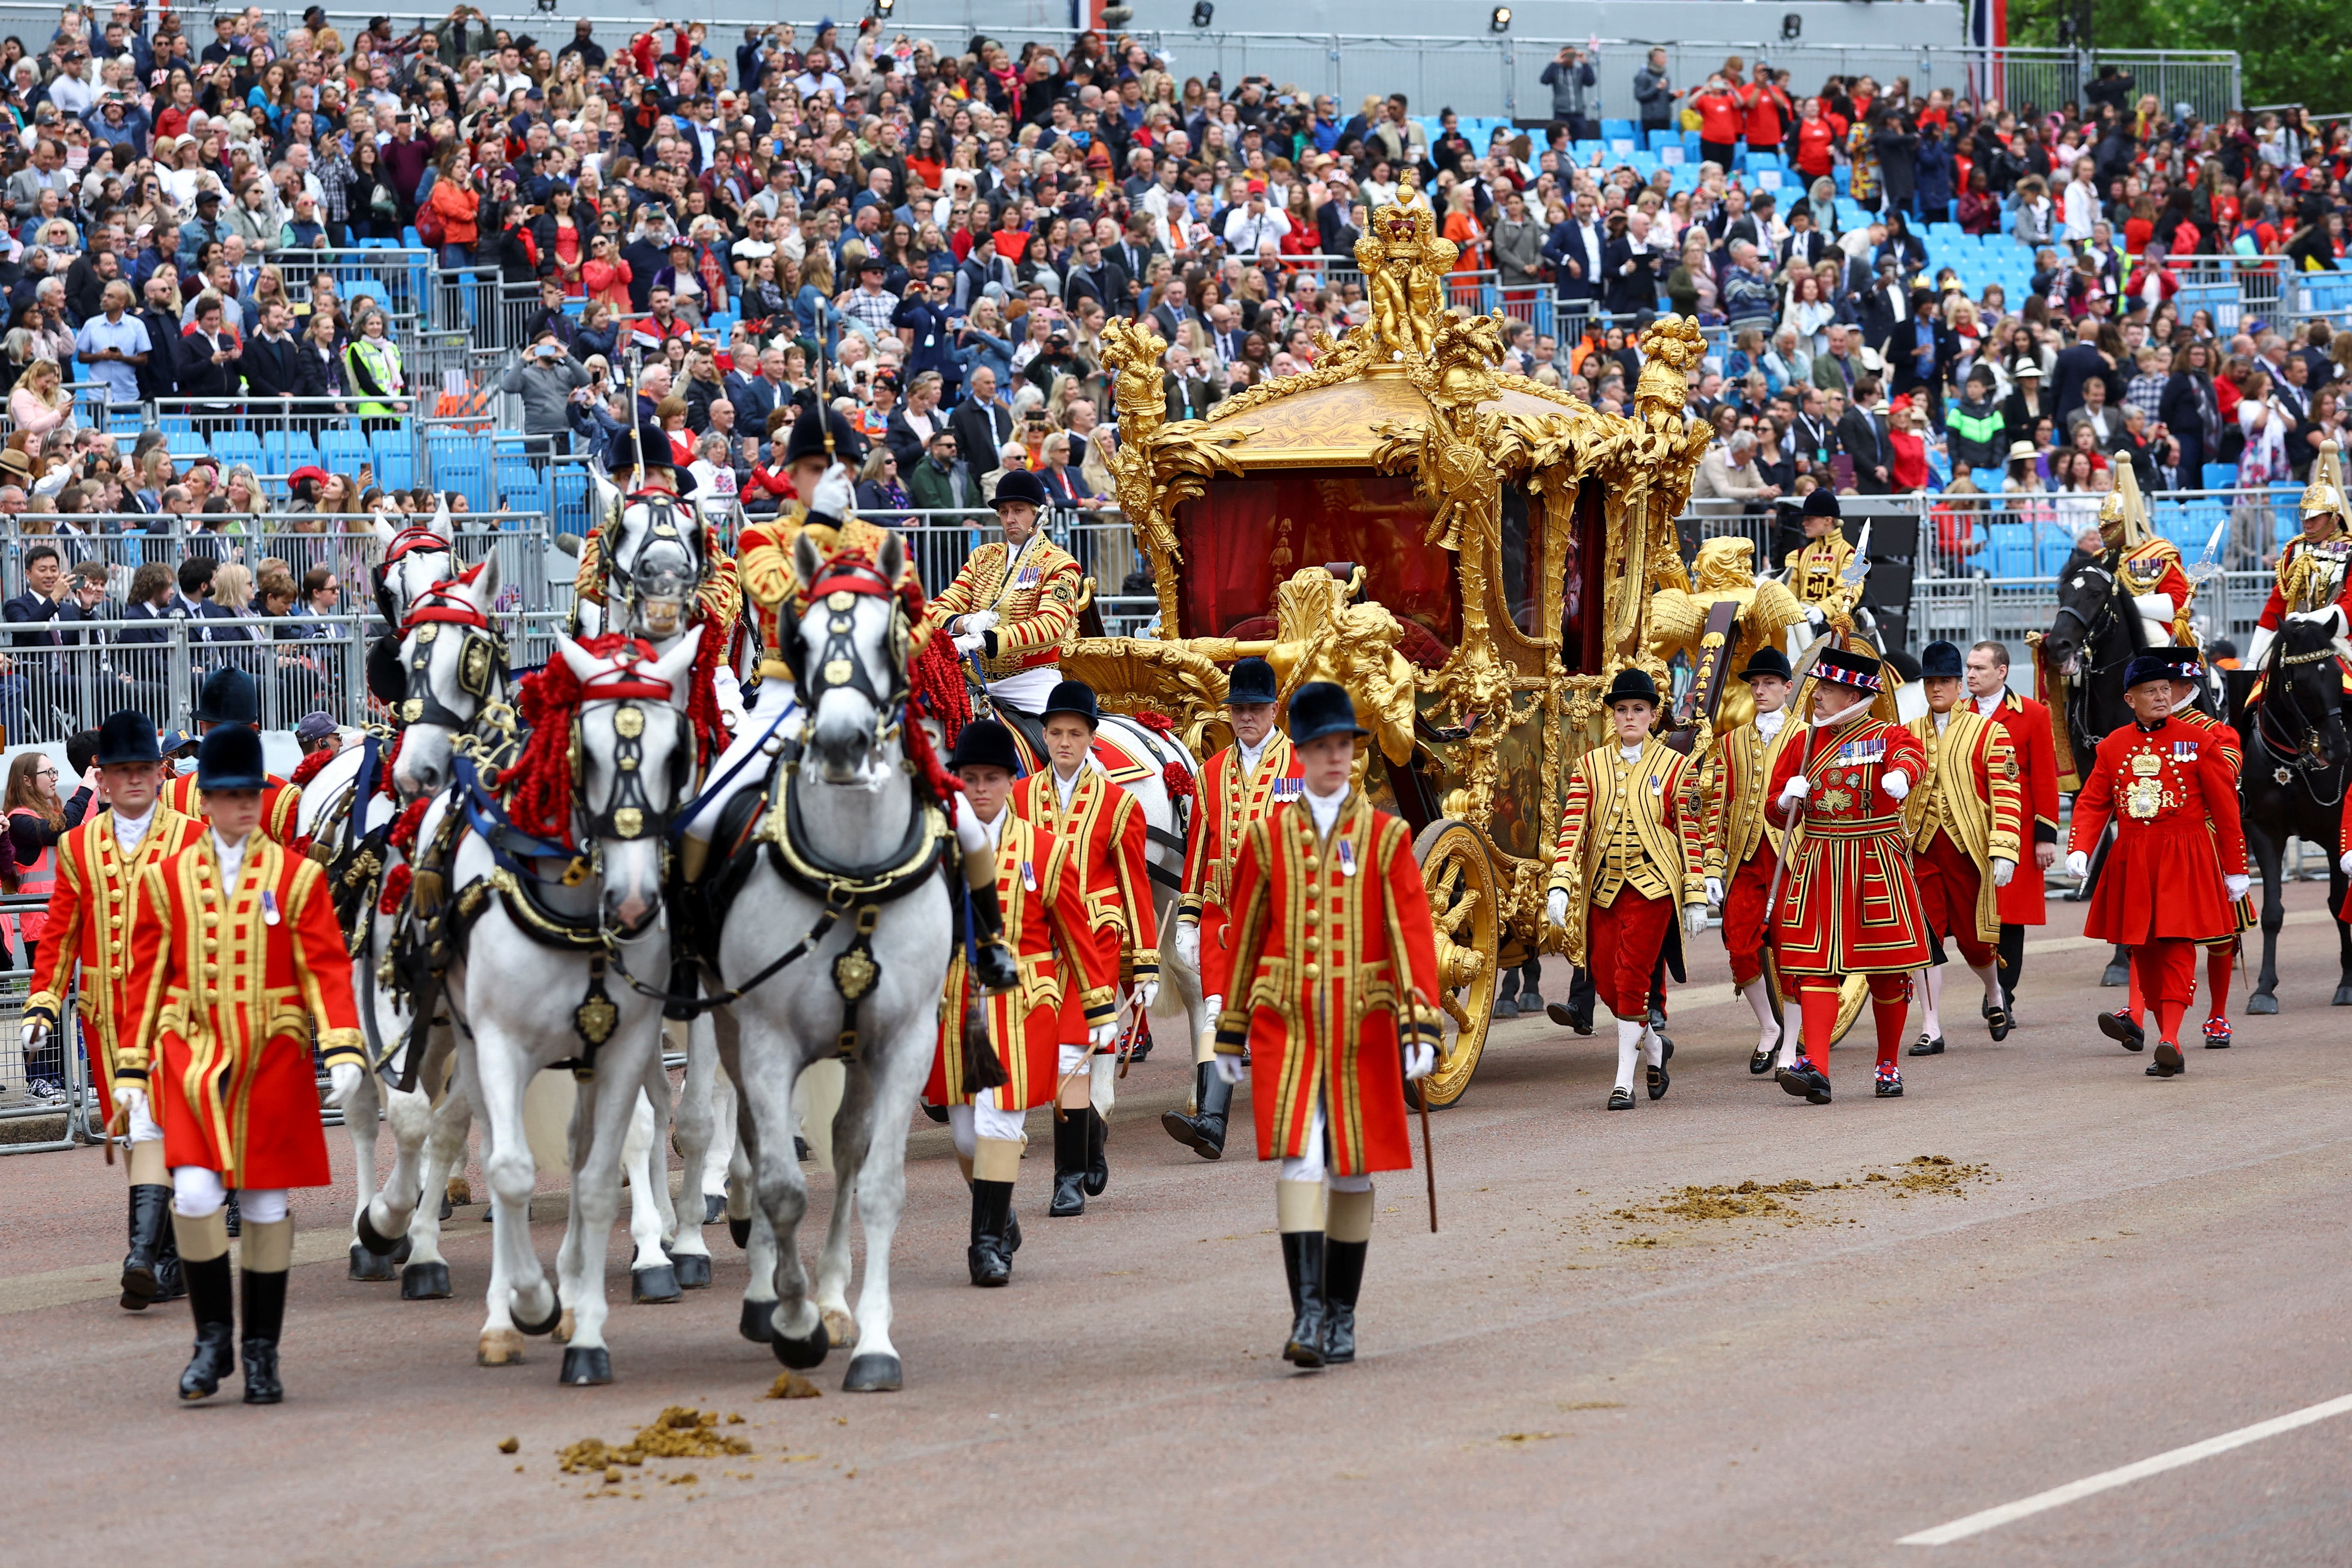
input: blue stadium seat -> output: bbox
[426,430,493,512]
[2200,464,2237,493]
[502,472,547,518]
[2035,529,2075,576]
[1970,467,2006,493]
[1601,118,1634,144]
[321,428,369,472]
[369,429,414,490]
[210,430,262,468]
[1987,523,2035,579]
[263,430,318,470]
[158,415,192,435]
[550,466,594,536]
[165,431,206,459]
[2181,502,2228,556]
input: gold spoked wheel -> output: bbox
[1771,970,1873,1049]
[1408,819,1499,1110]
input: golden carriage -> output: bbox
[1063,198,1718,1107]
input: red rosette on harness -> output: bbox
[289,747,337,789]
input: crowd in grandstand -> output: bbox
[0,9,2339,638]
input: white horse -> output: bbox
[431,628,704,1381]
[707,530,951,1391]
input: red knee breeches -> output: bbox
[1722,853,1776,990]
[1589,891,1674,1020]
[1914,831,1995,968]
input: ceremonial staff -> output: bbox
[1405,985,1438,1234]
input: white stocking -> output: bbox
[1613,1018,1641,1095]
[1972,960,2004,1012]
[1742,980,1781,1053]
[1640,1025,1663,1068]
[1918,964,1944,1041]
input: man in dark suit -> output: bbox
[948,365,1016,489]
[1600,210,1661,318]
[1062,236,1131,317]
[1837,375,1894,494]
[1110,219,1155,298]
[1855,257,1912,364]
[2047,315,2109,423]
[237,296,312,408]
[1542,188,1605,339]
[1779,208,1831,271]
[1162,345,1218,422]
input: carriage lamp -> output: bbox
[1489,6,1512,32]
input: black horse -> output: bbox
[2038,557,2155,986]
[2230,616,2352,1012]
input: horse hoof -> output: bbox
[703,1193,726,1226]
[769,1323,829,1370]
[843,1353,902,1393]
[348,1242,399,1282]
[389,1234,413,1267]
[2334,985,2352,1007]
[553,1309,575,1344]
[821,1306,858,1348]
[727,1215,751,1250]
[400,1261,452,1300]
[560,1345,613,1387]
[631,1265,682,1305]
[513,1294,563,1337]
[738,1299,775,1343]
[353,1208,401,1257]
[673,1253,712,1290]
[446,1176,473,1206]
[2248,993,2280,1016]
[2100,961,2131,988]
[438,1193,453,1222]
[476,1329,526,1366]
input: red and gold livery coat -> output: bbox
[926,813,1116,1111]
[1979,691,2061,926]
[2117,537,2196,643]
[1765,715,1934,975]
[2067,716,2247,945]
[2252,528,2352,694]
[117,832,364,1189]
[1703,715,1801,883]
[1545,737,1707,966]
[738,510,912,669]
[1012,767,1159,1040]
[1182,734,1304,1001]
[1902,707,2024,945]
[919,535,1083,681]
[23,804,205,1106]
[1212,792,1444,1177]
[163,769,303,844]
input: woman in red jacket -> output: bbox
[425,150,479,269]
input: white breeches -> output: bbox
[986,664,1060,712]
[682,675,798,842]
[946,1089,1027,1160]
[171,1166,288,1224]
[1276,1094,1372,1193]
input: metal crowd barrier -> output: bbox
[0,909,89,1152]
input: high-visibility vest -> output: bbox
[8,806,57,946]
[345,336,403,418]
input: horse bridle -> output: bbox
[401,571,509,731]
[601,490,708,637]
[573,663,694,846]
[789,556,912,744]
[2253,630,2348,803]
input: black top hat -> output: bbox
[2151,643,2205,681]
[195,723,268,790]
[94,708,161,766]
[1286,680,1367,745]
[991,467,1048,510]
[1802,488,1841,519]
[1603,666,1661,708]
[1919,640,1965,680]
[1814,645,1885,692]
[1042,680,1100,726]
[194,664,258,724]
[947,718,1021,774]
[1739,645,1792,682]
[783,399,869,467]
[1227,655,1278,706]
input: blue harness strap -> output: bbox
[670,688,802,839]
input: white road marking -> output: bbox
[1899,1392,2352,1546]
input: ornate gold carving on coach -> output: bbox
[1356,173,1456,361]
[1099,316,1254,631]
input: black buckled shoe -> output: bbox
[177,1253,237,1402]
[2098,1010,2146,1052]
[1909,1032,1945,1056]
[1082,1107,1109,1197]
[1646,1057,1670,1101]
[1280,1232,1328,1369]
[1775,1058,1833,1105]
[1748,1037,1780,1075]
[1546,1002,1595,1035]
[1875,1062,1904,1098]
[1323,1238,1366,1365]
[2147,1041,2185,1078]
[1983,1002,2014,1041]
[1047,1112,1087,1217]
[1606,1086,1635,1111]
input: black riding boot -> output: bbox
[122,1184,173,1309]
[1161,1062,1233,1159]
[240,1266,288,1404]
[967,1180,1013,1286]
[1048,1110,1088,1217]
[223,1190,241,1238]
[1281,1232,1328,1369]
[1082,1107,1109,1197]
[966,869,1021,994]
[151,1219,185,1303]
[1323,1237,1367,1364]
[177,1253,237,1401]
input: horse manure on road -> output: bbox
[556,1408,754,1475]
[767,1370,823,1399]
[1602,1158,1997,1241]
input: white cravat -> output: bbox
[1933,709,1952,734]
[1054,765,1082,812]
[1237,735,1268,774]
[1304,784,1346,837]
[1617,741,1644,764]
[113,804,152,854]
[982,806,1006,848]
[1756,708,1786,742]
[212,828,246,885]
[1974,691,2004,717]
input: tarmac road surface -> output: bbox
[4,881,2350,1567]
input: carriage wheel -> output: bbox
[1766,970,1873,1050]
[1406,820,1500,1110]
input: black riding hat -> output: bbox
[947,718,1021,774]
[94,708,161,765]
[991,467,1049,510]
[195,723,268,790]
[1604,666,1661,707]
[1919,640,1965,680]
[1227,655,1278,706]
[783,399,868,467]
[1286,680,1368,745]
[1042,679,1099,726]
[1739,646,1793,682]
[1803,488,1841,520]
[194,664,258,725]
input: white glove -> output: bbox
[1173,922,1200,970]
[2341,851,2352,877]
[1683,902,1707,937]
[327,1062,365,1107]
[1991,857,2015,888]
[21,1014,47,1056]
[961,609,1000,635]
[1089,1020,1120,1052]
[2066,849,2090,880]
[1403,1041,1435,1081]
[1881,770,1911,801]
[1213,1052,1247,1085]
[111,1081,146,1119]
[1545,887,1569,928]
[1704,875,1724,907]
[810,460,854,519]
[951,631,986,654]
[1131,979,1159,1012]
[1777,775,1811,806]
[2226,873,2251,902]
